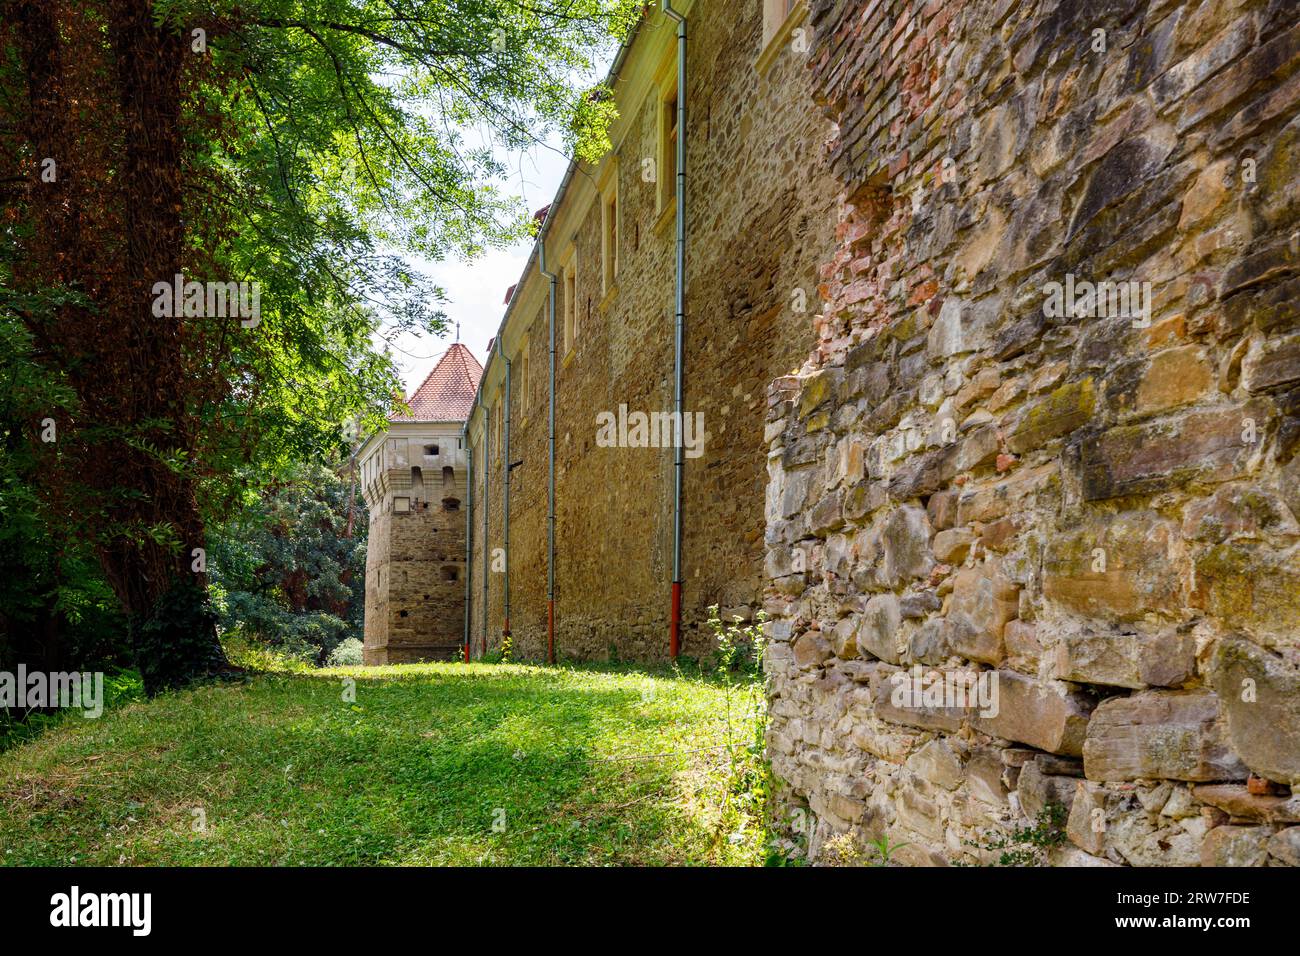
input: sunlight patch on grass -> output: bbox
[0,662,766,866]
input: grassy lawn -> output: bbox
[0,661,769,866]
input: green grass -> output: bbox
[0,660,769,866]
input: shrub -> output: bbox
[326,638,364,667]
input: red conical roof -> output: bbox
[391,342,482,423]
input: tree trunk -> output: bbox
[11,0,231,693]
[98,0,230,693]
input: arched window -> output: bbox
[442,497,461,512]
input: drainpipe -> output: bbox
[538,240,558,665]
[463,430,473,662]
[481,409,490,657]
[663,0,687,661]
[503,357,512,650]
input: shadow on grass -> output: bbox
[0,660,750,865]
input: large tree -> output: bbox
[0,0,635,692]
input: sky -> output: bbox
[377,32,626,396]
[383,132,573,396]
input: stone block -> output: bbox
[1078,403,1264,500]
[1267,828,1300,866]
[1042,514,1182,623]
[870,666,967,733]
[1191,784,1300,824]
[856,593,902,664]
[1243,333,1300,393]
[879,504,934,585]
[829,617,858,659]
[1066,780,1109,856]
[1082,690,1248,782]
[1051,629,1196,689]
[1007,378,1096,455]
[1194,546,1300,647]
[1200,825,1272,867]
[947,559,1019,665]
[793,631,833,670]
[1211,636,1300,785]
[907,739,966,791]
[972,671,1094,756]
[1004,620,1043,674]
[1017,758,1079,822]
[933,527,976,564]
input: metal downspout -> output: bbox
[663,0,687,660]
[463,428,473,662]
[482,410,490,657]
[503,357,512,650]
[539,242,558,665]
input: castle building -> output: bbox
[359,343,482,664]
[363,0,1300,866]
[464,0,836,663]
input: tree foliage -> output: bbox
[0,0,634,689]
[209,462,366,663]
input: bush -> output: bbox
[326,638,364,667]
[207,463,367,664]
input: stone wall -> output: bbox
[364,501,468,664]
[764,0,1300,865]
[470,0,839,661]
[362,430,470,664]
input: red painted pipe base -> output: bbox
[670,581,682,659]
[463,643,470,663]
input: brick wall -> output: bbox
[470,0,839,662]
[764,0,1300,865]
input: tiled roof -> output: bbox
[391,342,482,423]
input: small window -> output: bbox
[658,79,678,214]
[425,444,439,456]
[519,342,529,412]
[601,166,619,295]
[440,566,458,582]
[495,401,503,461]
[758,0,808,75]
[562,255,578,355]
[442,497,460,512]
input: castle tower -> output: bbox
[358,343,482,664]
